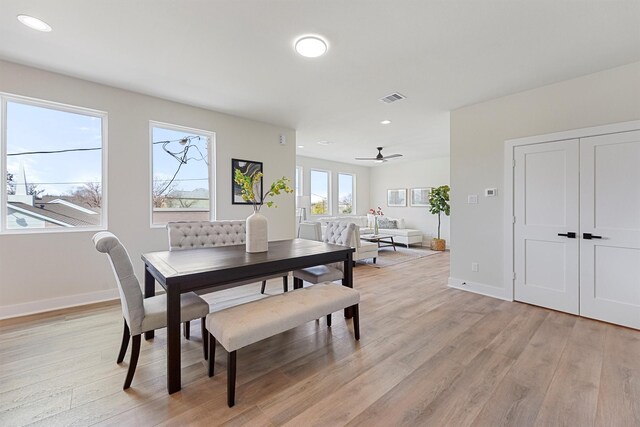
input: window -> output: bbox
[151,122,213,225]
[338,173,355,214]
[295,166,303,198]
[310,169,329,215]
[2,96,106,232]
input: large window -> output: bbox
[338,173,355,214]
[295,166,303,198]
[310,169,329,215]
[2,96,106,232]
[151,122,213,225]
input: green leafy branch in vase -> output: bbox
[234,168,294,212]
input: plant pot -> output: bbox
[246,211,268,253]
[430,238,446,251]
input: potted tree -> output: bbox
[428,185,450,251]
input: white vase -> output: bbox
[246,211,268,253]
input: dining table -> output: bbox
[141,238,355,394]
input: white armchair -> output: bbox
[304,221,377,264]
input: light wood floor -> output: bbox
[1,252,639,426]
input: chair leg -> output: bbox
[283,276,288,293]
[208,334,216,377]
[373,257,377,264]
[261,280,267,294]
[201,317,208,360]
[227,350,237,407]
[117,319,130,364]
[327,313,332,327]
[353,304,360,340]
[123,335,141,389]
[184,321,190,340]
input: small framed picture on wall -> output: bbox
[387,188,407,207]
[232,158,263,204]
[410,187,431,207]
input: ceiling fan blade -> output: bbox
[355,157,378,160]
[383,154,403,159]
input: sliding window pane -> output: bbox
[6,101,104,230]
[338,173,355,214]
[310,169,329,215]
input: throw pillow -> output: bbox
[377,217,398,229]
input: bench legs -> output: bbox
[208,333,216,377]
[260,280,267,294]
[353,304,360,340]
[201,317,208,360]
[327,314,331,327]
[228,351,237,407]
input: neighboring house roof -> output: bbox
[9,202,101,227]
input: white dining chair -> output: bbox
[93,232,210,389]
[298,221,322,241]
[166,221,289,294]
[293,221,355,287]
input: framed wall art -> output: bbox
[232,158,263,204]
[387,188,407,207]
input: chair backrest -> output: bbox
[93,232,145,335]
[299,221,322,241]
[324,221,355,247]
[167,220,246,251]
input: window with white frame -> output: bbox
[338,173,355,214]
[2,96,106,232]
[151,122,213,225]
[295,166,303,198]
[310,169,330,215]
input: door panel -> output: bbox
[514,139,579,314]
[580,130,640,329]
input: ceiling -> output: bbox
[1,1,639,166]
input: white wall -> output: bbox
[296,155,371,216]
[450,61,640,299]
[369,157,450,244]
[0,60,296,318]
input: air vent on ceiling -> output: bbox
[379,92,406,104]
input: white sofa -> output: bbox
[316,215,423,247]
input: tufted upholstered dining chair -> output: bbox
[166,221,289,294]
[298,221,322,241]
[293,221,355,287]
[93,232,210,390]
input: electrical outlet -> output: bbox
[471,262,479,272]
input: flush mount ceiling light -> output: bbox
[294,36,328,58]
[380,120,392,125]
[317,140,335,146]
[17,15,52,32]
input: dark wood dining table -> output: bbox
[141,238,355,394]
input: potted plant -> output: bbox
[428,185,450,251]
[234,169,293,253]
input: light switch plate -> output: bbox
[467,194,478,204]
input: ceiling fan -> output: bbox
[355,147,403,163]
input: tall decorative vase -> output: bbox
[246,211,268,253]
[374,216,379,235]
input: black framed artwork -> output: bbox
[232,158,263,205]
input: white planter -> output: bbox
[246,211,268,253]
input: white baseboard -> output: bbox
[448,277,512,301]
[0,288,119,320]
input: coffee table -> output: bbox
[360,234,397,251]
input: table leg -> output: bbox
[343,252,354,319]
[166,287,181,394]
[144,267,155,340]
[391,236,396,251]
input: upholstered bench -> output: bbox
[206,283,361,407]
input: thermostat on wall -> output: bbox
[485,188,497,197]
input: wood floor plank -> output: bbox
[0,251,638,427]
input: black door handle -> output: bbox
[557,232,576,238]
[583,233,603,240]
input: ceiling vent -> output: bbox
[379,92,406,104]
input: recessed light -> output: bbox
[317,140,335,146]
[380,120,392,125]
[298,145,305,148]
[17,15,52,32]
[295,36,328,58]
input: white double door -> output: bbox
[514,130,640,329]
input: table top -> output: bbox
[360,234,393,240]
[142,238,354,289]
